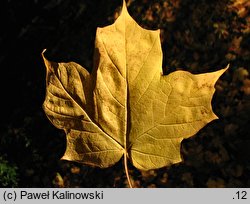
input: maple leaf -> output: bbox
[42,0,228,187]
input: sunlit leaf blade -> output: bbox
[130,68,228,170]
[42,0,228,171]
[42,51,123,168]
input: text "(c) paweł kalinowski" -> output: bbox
[20,190,104,200]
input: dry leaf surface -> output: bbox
[42,1,228,172]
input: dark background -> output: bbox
[0,0,249,187]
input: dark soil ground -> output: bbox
[0,0,250,188]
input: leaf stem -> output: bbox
[124,153,133,188]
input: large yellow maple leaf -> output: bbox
[42,0,228,186]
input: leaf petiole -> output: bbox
[124,152,133,188]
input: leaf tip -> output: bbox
[121,0,128,15]
[41,49,47,60]
[41,49,57,74]
[219,63,230,77]
[223,63,230,73]
[61,154,69,161]
[209,64,229,85]
[41,49,49,64]
[213,113,219,120]
[42,48,46,54]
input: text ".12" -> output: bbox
[233,191,247,200]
